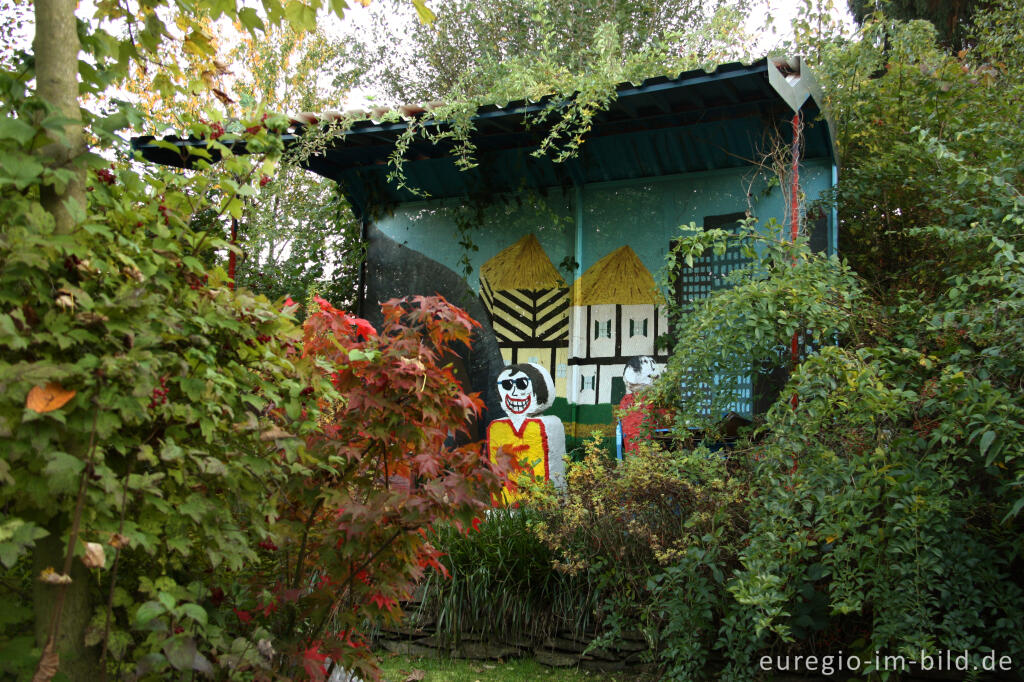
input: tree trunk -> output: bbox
[33,0,84,235]
[31,0,98,678]
[32,523,101,681]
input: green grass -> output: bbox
[375,653,649,682]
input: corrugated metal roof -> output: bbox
[133,58,834,218]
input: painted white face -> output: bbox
[623,356,661,393]
[498,370,534,416]
[496,363,555,424]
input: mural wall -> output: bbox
[567,245,669,406]
[366,162,835,448]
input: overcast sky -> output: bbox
[6,0,853,111]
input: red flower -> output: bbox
[233,607,252,623]
[209,586,225,606]
[471,516,482,532]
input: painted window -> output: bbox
[556,363,568,378]
[580,375,596,391]
[593,320,612,339]
[629,318,648,337]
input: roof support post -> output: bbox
[357,216,369,318]
[571,180,585,441]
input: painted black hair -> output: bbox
[624,356,644,373]
[502,363,549,406]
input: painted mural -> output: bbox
[475,234,674,449]
[486,363,566,503]
[618,356,669,455]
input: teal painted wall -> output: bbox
[374,161,834,288]
[374,192,576,292]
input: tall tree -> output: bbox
[848,0,983,49]
[227,25,364,308]
[348,0,754,104]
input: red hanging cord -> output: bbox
[790,111,801,243]
[790,111,801,410]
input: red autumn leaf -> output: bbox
[368,592,396,611]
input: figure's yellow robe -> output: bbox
[487,418,550,503]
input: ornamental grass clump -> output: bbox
[415,507,598,648]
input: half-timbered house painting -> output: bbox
[568,246,669,405]
[479,234,570,398]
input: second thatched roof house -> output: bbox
[569,245,669,406]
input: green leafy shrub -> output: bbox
[528,437,750,675]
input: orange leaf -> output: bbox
[25,383,76,413]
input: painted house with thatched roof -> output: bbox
[568,246,669,405]
[479,234,570,397]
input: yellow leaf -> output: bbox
[26,383,77,413]
[411,0,435,24]
[39,567,72,585]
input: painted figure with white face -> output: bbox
[623,355,661,393]
[618,355,667,454]
[487,363,566,501]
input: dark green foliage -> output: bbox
[848,0,984,49]
[233,171,362,312]
[632,4,1024,677]
[348,0,753,103]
